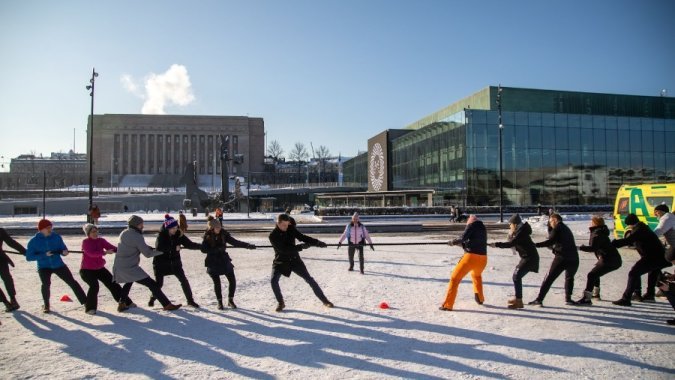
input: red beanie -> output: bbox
[37,219,53,231]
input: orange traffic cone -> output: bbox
[60,295,73,302]
[379,301,389,309]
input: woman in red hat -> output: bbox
[25,219,87,313]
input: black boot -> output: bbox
[275,301,285,312]
[217,299,224,310]
[227,297,237,309]
[148,297,155,307]
[9,297,20,311]
[187,299,200,308]
[2,301,10,312]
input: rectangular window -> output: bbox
[616,197,629,215]
[555,128,568,149]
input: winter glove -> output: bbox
[370,244,375,251]
[61,250,69,257]
[487,243,496,248]
[46,251,54,257]
[175,245,181,252]
[534,242,546,248]
[247,244,256,250]
[337,243,342,250]
[296,243,311,251]
[316,241,328,248]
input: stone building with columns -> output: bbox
[89,114,265,188]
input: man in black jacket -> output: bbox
[269,213,332,312]
[530,214,579,306]
[0,228,26,311]
[612,213,671,306]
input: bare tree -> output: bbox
[267,140,284,162]
[315,145,331,182]
[289,142,309,182]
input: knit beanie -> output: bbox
[208,218,222,230]
[163,214,179,229]
[655,204,670,213]
[83,223,97,236]
[37,219,52,231]
[508,213,522,225]
[624,213,639,226]
[128,215,144,228]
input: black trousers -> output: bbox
[622,258,670,300]
[584,260,622,292]
[271,260,328,304]
[151,267,195,303]
[512,266,534,300]
[536,256,579,301]
[120,277,171,307]
[80,268,131,311]
[38,266,87,306]
[348,245,365,271]
[0,261,16,304]
[209,272,236,300]
[665,291,675,311]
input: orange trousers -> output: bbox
[442,253,487,310]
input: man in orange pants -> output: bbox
[440,214,488,311]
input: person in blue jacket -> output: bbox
[25,219,86,313]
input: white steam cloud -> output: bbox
[120,64,195,114]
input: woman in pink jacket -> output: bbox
[337,213,374,274]
[80,224,133,314]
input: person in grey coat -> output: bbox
[113,215,181,312]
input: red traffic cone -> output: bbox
[60,294,73,302]
[379,301,389,309]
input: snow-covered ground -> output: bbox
[1,220,674,379]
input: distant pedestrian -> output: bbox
[113,215,181,312]
[201,218,256,309]
[89,204,101,225]
[492,214,539,309]
[80,223,132,315]
[337,212,374,274]
[0,227,26,312]
[530,213,579,306]
[268,213,332,312]
[654,204,675,262]
[150,214,203,308]
[26,219,87,313]
[574,216,622,305]
[440,215,487,311]
[611,213,671,306]
[178,211,188,233]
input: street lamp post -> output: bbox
[497,84,504,223]
[86,68,98,222]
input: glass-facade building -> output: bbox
[344,86,675,206]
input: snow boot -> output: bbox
[217,300,224,310]
[565,299,577,306]
[528,299,543,306]
[507,299,524,309]
[641,293,656,303]
[507,297,518,305]
[631,291,642,302]
[474,293,483,305]
[148,297,155,307]
[163,303,182,311]
[592,286,601,300]
[86,309,96,315]
[117,302,130,313]
[9,298,20,311]
[42,304,50,314]
[575,291,593,306]
[187,300,200,308]
[227,298,237,309]
[275,301,285,312]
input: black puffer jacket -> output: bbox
[201,229,253,276]
[494,222,539,272]
[579,225,622,267]
[153,227,201,276]
[612,222,667,264]
[535,222,579,261]
[269,225,325,276]
[452,220,487,255]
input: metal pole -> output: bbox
[247,172,250,218]
[86,68,98,222]
[497,84,504,223]
[42,170,46,219]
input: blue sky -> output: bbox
[1,0,674,166]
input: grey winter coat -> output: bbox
[113,227,163,283]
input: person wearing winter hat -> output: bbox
[337,212,374,274]
[654,204,675,263]
[490,213,539,309]
[612,213,671,306]
[201,217,256,310]
[0,227,26,312]
[80,224,132,314]
[25,219,87,313]
[113,215,181,312]
[440,214,488,311]
[269,213,332,312]
[530,213,580,306]
[574,216,622,305]
[150,214,202,308]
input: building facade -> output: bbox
[345,86,675,206]
[89,114,265,187]
[0,151,87,190]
